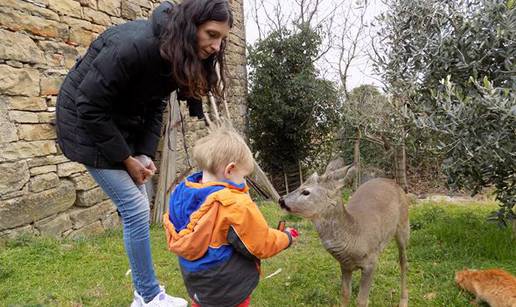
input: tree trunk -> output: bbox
[394,144,408,192]
[353,128,361,190]
[299,161,303,184]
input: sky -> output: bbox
[243,0,387,91]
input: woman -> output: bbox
[55,0,233,306]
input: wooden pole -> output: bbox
[298,161,303,184]
[284,170,289,194]
[152,94,180,224]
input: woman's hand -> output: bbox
[123,156,153,185]
[135,155,157,176]
[146,159,157,176]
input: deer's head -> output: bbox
[279,159,355,219]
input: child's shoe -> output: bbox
[130,286,188,307]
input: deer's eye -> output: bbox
[301,190,310,196]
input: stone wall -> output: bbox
[0,0,247,239]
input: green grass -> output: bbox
[1,201,514,306]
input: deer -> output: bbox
[279,159,409,307]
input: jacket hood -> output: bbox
[150,1,174,37]
[169,172,248,231]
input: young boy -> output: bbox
[164,126,296,307]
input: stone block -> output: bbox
[65,221,104,240]
[38,41,79,69]
[75,186,108,207]
[68,27,96,47]
[69,172,96,190]
[0,225,35,240]
[101,211,120,229]
[0,65,40,97]
[40,75,64,96]
[0,0,58,21]
[121,0,142,19]
[57,161,86,177]
[37,112,56,124]
[61,15,91,29]
[35,213,72,237]
[98,0,121,16]
[0,29,45,64]
[110,16,125,25]
[30,165,57,176]
[0,6,69,39]
[128,0,151,9]
[18,124,56,141]
[29,172,59,192]
[6,60,24,68]
[47,96,58,108]
[9,111,39,123]
[0,100,17,143]
[83,7,111,26]
[67,221,104,239]
[1,185,28,201]
[0,161,30,197]
[45,52,65,67]
[48,0,82,18]
[0,122,18,143]
[0,140,57,162]
[226,50,246,66]
[0,180,75,230]
[70,199,114,228]
[91,24,106,35]
[27,154,68,167]
[78,0,98,9]
[4,96,47,111]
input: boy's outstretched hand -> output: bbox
[278,221,299,243]
[285,227,299,239]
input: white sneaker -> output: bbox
[130,290,143,307]
[130,286,188,307]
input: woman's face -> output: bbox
[196,20,230,60]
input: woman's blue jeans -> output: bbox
[86,166,160,302]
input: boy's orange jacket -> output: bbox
[163,172,291,307]
[164,182,290,261]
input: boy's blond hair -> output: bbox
[193,126,255,175]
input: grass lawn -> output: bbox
[1,200,514,306]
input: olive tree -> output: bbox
[375,0,515,225]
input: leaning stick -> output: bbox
[207,89,281,202]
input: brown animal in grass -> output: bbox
[455,268,516,307]
[279,159,409,307]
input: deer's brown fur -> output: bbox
[279,159,409,307]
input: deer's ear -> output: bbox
[305,172,319,184]
[325,164,355,181]
[324,157,345,175]
[337,165,356,187]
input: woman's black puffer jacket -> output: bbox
[56,2,176,169]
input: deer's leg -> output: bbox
[356,263,376,307]
[396,223,409,307]
[340,265,353,307]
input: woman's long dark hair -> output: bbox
[160,0,233,99]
